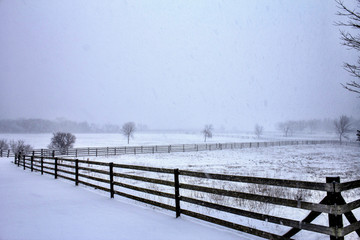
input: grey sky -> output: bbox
[0,0,359,131]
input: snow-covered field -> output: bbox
[1,133,359,239]
[0,131,339,149]
[0,159,247,240]
[87,143,359,240]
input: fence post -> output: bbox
[326,177,344,240]
[7,149,10,157]
[134,147,136,155]
[96,148,98,157]
[109,162,114,198]
[76,149,78,158]
[52,150,55,158]
[14,154,16,165]
[23,155,26,170]
[0,149,2,157]
[75,159,79,186]
[54,158,58,179]
[168,145,171,153]
[18,152,21,167]
[31,156,34,172]
[174,168,181,218]
[152,146,154,154]
[41,156,44,175]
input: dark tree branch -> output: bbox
[336,0,360,96]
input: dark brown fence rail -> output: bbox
[14,154,360,240]
[2,140,355,158]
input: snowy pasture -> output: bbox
[60,143,359,239]
[0,131,339,149]
[1,133,359,239]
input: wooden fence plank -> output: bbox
[180,183,336,213]
[179,170,330,192]
[181,209,291,240]
[113,172,175,187]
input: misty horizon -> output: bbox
[1,1,359,132]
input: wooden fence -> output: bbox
[2,140,350,158]
[14,154,360,240]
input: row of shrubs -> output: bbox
[0,132,76,155]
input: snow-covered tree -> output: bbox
[0,139,9,150]
[254,124,264,139]
[10,140,33,155]
[202,124,213,142]
[334,115,352,142]
[122,122,136,144]
[48,132,76,154]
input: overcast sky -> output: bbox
[0,0,359,131]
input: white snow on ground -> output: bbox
[96,143,360,182]
[0,132,339,149]
[0,159,253,240]
[1,133,359,239]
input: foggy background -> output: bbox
[0,0,359,131]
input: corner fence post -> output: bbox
[326,177,344,240]
[31,156,34,172]
[174,168,181,218]
[75,159,79,186]
[109,162,114,198]
[54,158,58,179]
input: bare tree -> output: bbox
[10,140,33,155]
[277,121,293,137]
[334,115,352,142]
[0,139,9,150]
[336,0,360,96]
[48,132,76,154]
[254,124,264,139]
[122,122,136,144]
[202,124,213,142]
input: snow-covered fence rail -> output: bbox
[15,154,360,240]
[3,139,354,158]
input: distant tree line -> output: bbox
[0,118,148,133]
[277,117,360,138]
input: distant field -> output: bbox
[0,131,339,149]
[94,143,360,182]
